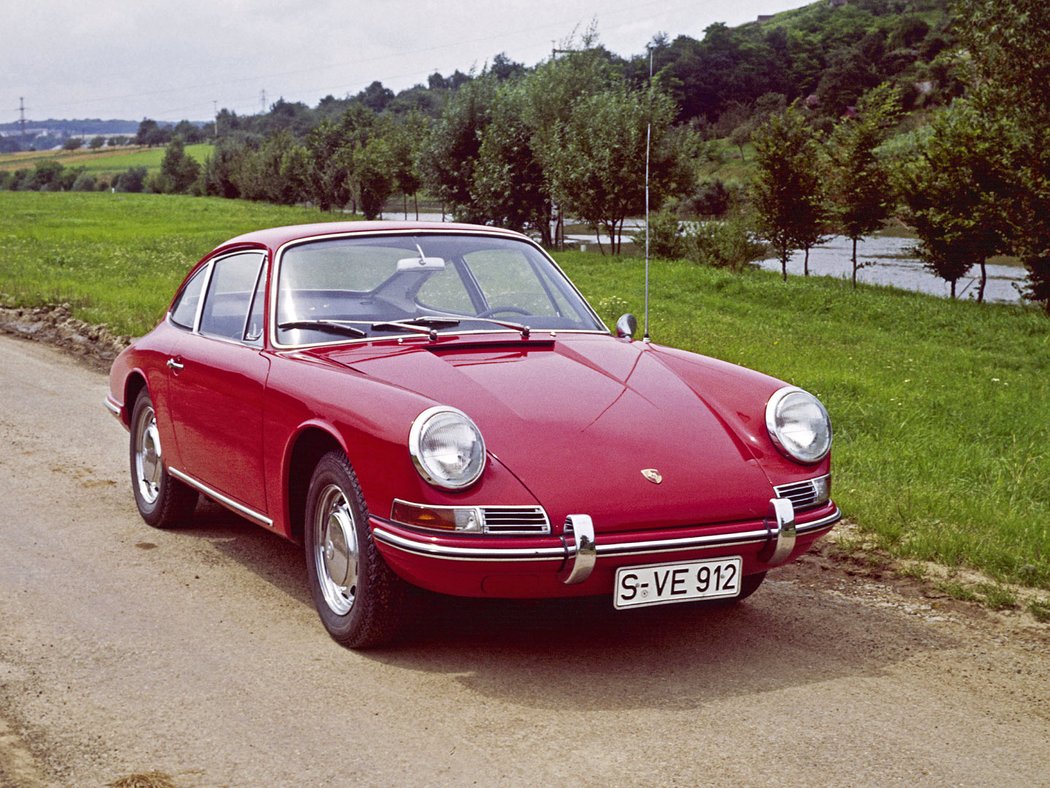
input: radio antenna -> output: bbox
[643,45,653,343]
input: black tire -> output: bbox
[304,450,407,649]
[129,389,198,528]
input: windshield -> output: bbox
[274,233,604,346]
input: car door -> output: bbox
[166,250,272,520]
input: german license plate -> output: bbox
[614,556,742,609]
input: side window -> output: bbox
[170,266,208,330]
[244,262,267,345]
[199,252,265,342]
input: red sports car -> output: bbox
[106,222,838,648]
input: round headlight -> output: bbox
[409,406,487,489]
[765,387,832,464]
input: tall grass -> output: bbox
[563,251,1048,589]
[0,192,1045,589]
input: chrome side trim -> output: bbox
[103,396,122,417]
[168,467,273,528]
[796,507,840,534]
[559,514,596,584]
[372,527,567,562]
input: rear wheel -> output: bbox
[129,389,197,528]
[304,450,407,649]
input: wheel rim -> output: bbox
[314,483,359,616]
[134,404,163,505]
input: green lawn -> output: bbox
[0,144,213,176]
[0,191,345,333]
[1,191,1046,594]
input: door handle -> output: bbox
[166,357,184,371]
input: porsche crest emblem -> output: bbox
[641,469,663,484]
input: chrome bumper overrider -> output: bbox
[372,500,840,585]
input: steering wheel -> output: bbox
[475,305,530,318]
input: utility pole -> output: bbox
[18,97,27,147]
[213,100,219,140]
[260,90,267,114]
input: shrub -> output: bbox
[114,166,148,193]
[682,214,767,272]
[630,209,683,258]
[71,172,97,192]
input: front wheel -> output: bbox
[129,389,197,528]
[304,451,407,649]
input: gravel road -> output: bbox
[0,333,1047,787]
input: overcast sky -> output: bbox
[6,0,806,123]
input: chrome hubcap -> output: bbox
[134,405,162,505]
[314,484,359,616]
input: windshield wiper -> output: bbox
[278,320,367,338]
[464,317,531,339]
[370,316,462,341]
[373,315,531,340]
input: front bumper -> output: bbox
[372,499,840,598]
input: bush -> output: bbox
[71,172,97,192]
[630,209,683,258]
[681,179,734,218]
[682,214,767,272]
[114,166,148,193]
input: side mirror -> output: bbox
[615,313,638,340]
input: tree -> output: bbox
[751,104,828,281]
[386,113,425,219]
[519,37,618,247]
[159,137,201,193]
[828,83,901,287]
[546,83,679,254]
[89,136,105,150]
[353,136,395,219]
[471,83,553,244]
[952,0,1050,312]
[135,118,169,147]
[62,138,83,151]
[418,77,495,221]
[897,100,1007,301]
[201,139,247,199]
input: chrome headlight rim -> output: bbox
[765,386,832,464]
[408,405,487,490]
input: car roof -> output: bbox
[221,221,528,252]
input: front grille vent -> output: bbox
[773,475,829,511]
[481,506,551,535]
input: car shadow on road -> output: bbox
[177,502,959,712]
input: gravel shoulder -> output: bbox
[0,331,1047,787]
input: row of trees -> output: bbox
[748,0,1048,311]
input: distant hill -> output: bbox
[0,119,140,137]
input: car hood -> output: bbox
[317,335,780,531]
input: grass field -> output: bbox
[0,144,213,176]
[1,192,1046,597]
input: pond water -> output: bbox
[753,235,1026,304]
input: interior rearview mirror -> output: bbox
[397,256,446,271]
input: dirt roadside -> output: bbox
[0,329,1047,787]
